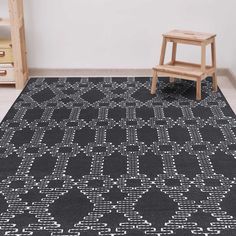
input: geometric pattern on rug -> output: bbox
[0,77,236,236]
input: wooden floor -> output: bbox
[0,75,235,122]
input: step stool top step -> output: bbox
[163,30,216,42]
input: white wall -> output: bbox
[1,0,236,74]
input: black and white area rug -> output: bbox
[0,77,236,236]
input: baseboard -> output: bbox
[29,68,236,86]
[29,68,152,77]
[217,68,236,88]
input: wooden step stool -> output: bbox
[151,30,217,100]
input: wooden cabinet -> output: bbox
[0,0,28,89]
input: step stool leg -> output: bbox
[169,42,177,84]
[151,70,158,94]
[196,78,201,101]
[159,37,167,65]
[211,38,217,92]
[212,72,218,92]
[171,42,177,64]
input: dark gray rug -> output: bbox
[0,77,236,236]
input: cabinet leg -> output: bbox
[151,70,158,94]
[212,72,218,92]
[196,79,201,101]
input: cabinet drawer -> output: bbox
[0,39,12,48]
[0,67,15,82]
[0,48,13,63]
